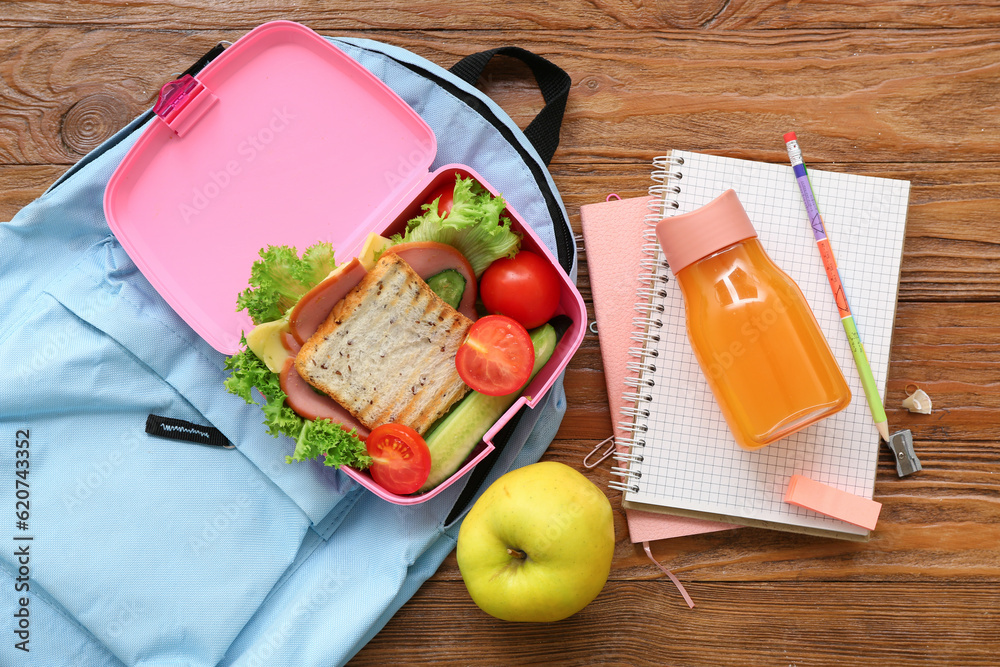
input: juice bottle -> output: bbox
[655,189,851,450]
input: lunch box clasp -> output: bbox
[154,74,219,137]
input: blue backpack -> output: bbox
[0,35,574,667]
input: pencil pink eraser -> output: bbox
[783,131,797,143]
[784,475,882,530]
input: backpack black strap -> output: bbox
[444,404,526,526]
[449,47,571,166]
[181,42,228,78]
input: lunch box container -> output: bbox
[103,20,586,504]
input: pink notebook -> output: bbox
[580,195,735,543]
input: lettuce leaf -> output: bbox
[236,242,336,325]
[223,337,371,469]
[286,418,370,468]
[390,175,521,276]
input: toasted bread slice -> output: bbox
[295,253,473,435]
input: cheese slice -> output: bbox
[357,233,392,271]
[245,317,291,373]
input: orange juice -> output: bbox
[656,190,850,450]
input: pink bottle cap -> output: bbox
[655,189,757,273]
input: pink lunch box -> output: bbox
[103,20,586,504]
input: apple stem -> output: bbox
[506,547,527,560]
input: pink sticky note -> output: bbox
[784,475,882,530]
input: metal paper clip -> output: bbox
[886,429,922,477]
[584,435,616,469]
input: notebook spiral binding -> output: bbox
[609,154,684,494]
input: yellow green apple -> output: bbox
[456,461,615,622]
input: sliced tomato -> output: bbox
[365,423,432,495]
[455,315,535,396]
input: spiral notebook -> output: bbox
[580,194,736,543]
[610,150,910,541]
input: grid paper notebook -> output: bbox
[616,150,910,540]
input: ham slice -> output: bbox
[281,330,301,355]
[385,241,478,320]
[279,358,370,438]
[288,258,367,344]
[281,244,475,429]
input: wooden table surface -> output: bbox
[3,2,999,665]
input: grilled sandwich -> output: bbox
[295,252,473,435]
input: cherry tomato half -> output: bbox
[480,250,562,329]
[455,315,535,396]
[365,423,432,495]
[422,180,455,218]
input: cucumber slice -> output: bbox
[426,269,466,310]
[419,322,559,493]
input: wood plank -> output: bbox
[3,29,1000,166]
[0,29,218,164]
[349,581,1000,666]
[884,302,1000,441]
[0,164,64,218]
[538,28,1000,166]
[4,1,1000,30]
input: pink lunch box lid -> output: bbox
[104,20,437,354]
